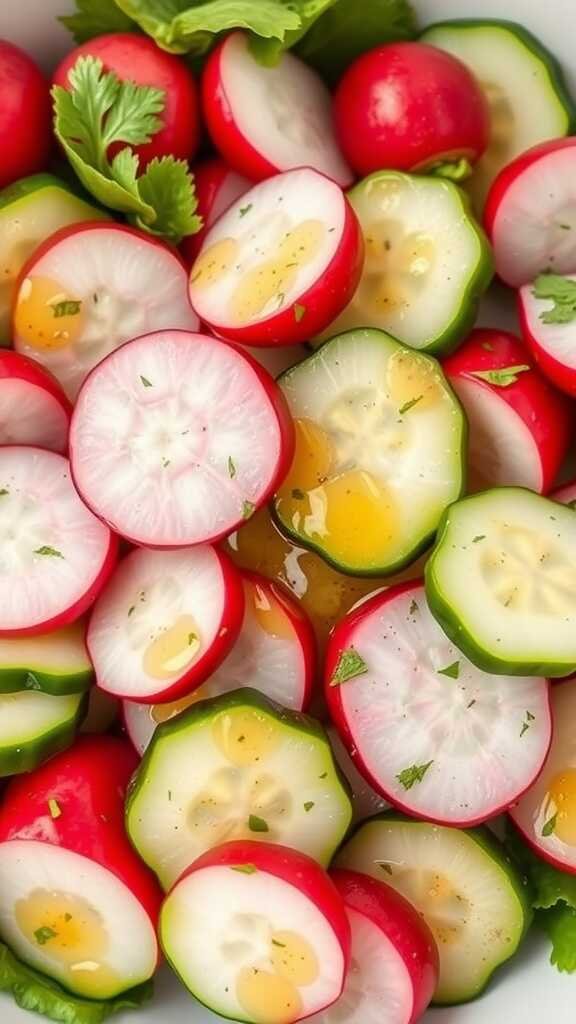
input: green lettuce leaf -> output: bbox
[60,0,137,43]
[249,0,338,65]
[0,941,153,1024]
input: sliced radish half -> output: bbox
[126,688,352,889]
[0,446,117,636]
[327,727,389,824]
[13,222,199,399]
[202,32,353,188]
[313,869,438,1024]
[442,328,572,493]
[0,621,92,695]
[69,330,294,547]
[88,546,244,704]
[0,350,71,453]
[510,679,576,874]
[160,840,351,1023]
[188,168,363,347]
[123,569,315,753]
[519,270,576,397]
[552,479,576,507]
[0,689,85,776]
[326,581,551,826]
[485,138,576,287]
[181,158,251,265]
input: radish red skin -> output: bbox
[442,328,573,494]
[518,286,576,398]
[0,350,72,450]
[0,41,52,189]
[180,158,250,266]
[330,869,439,1024]
[333,42,490,177]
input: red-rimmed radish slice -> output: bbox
[485,138,576,287]
[0,446,117,637]
[510,678,576,874]
[442,328,572,493]
[552,479,576,507]
[327,727,389,824]
[316,869,438,1024]
[12,222,199,399]
[202,32,352,188]
[326,581,552,827]
[188,168,363,347]
[0,350,72,453]
[160,840,350,1023]
[123,569,315,751]
[181,158,251,265]
[518,271,576,397]
[88,545,244,704]
[69,330,294,547]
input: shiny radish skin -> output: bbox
[0,42,52,190]
[333,42,489,177]
[0,446,118,637]
[181,158,251,265]
[326,870,438,1024]
[485,137,576,287]
[189,168,364,347]
[518,272,576,398]
[160,840,351,1023]
[0,350,72,453]
[442,328,573,493]
[326,580,552,827]
[87,545,245,704]
[53,33,200,167]
[202,32,352,188]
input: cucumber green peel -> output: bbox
[0,627,94,696]
[0,691,87,777]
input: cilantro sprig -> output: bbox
[533,273,576,325]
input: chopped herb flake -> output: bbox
[330,648,368,686]
[34,546,63,558]
[319,772,327,780]
[168,790,172,801]
[228,456,236,479]
[467,699,477,709]
[271,939,286,947]
[0,489,9,497]
[398,395,423,415]
[481,341,494,351]
[187,633,196,645]
[472,535,486,543]
[438,661,460,679]
[52,299,82,318]
[239,204,253,218]
[231,864,257,874]
[140,375,153,388]
[248,815,269,833]
[409,599,418,616]
[291,488,306,500]
[533,272,576,325]
[396,761,434,791]
[303,801,314,812]
[162,458,170,468]
[128,605,135,616]
[380,864,393,875]
[64,913,72,922]
[294,303,306,322]
[48,798,61,819]
[542,813,558,838]
[242,500,255,519]
[34,926,57,945]
[520,710,536,738]
[470,365,531,388]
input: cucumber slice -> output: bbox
[315,171,492,355]
[426,487,576,676]
[0,689,86,776]
[274,330,466,575]
[336,813,532,1004]
[126,688,352,889]
[0,622,93,695]
[421,21,575,211]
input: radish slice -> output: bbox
[0,446,117,636]
[160,840,351,1022]
[88,546,244,704]
[69,330,294,547]
[0,689,85,776]
[12,222,199,399]
[485,138,576,287]
[511,679,576,874]
[518,270,576,397]
[0,350,71,453]
[123,569,315,752]
[442,328,572,493]
[0,621,92,696]
[326,581,551,826]
[552,479,576,507]
[202,32,353,188]
[315,869,438,1024]
[327,727,389,824]
[181,158,251,265]
[188,168,363,347]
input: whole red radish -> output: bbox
[334,42,489,177]
[0,41,52,189]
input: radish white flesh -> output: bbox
[0,447,115,636]
[69,330,292,547]
[204,32,352,187]
[13,224,199,399]
[0,622,92,695]
[0,689,85,776]
[0,839,157,998]
[0,355,70,453]
[88,546,243,703]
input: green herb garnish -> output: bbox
[437,661,460,679]
[34,927,57,946]
[228,456,236,479]
[140,375,153,388]
[533,272,576,324]
[330,648,368,686]
[48,799,61,820]
[248,815,269,833]
[293,303,306,322]
[51,300,82,318]
[242,500,255,519]
[542,813,558,838]
[470,365,531,388]
[396,761,433,791]
[34,546,64,558]
[231,864,258,874]
[303,801,314,812]
[398,395,423,415]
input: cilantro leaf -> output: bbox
[136,156,201,242]
[542,906,576,973]
[248,815,269,833]
[469,365,531,388]
[533,273,576,325]
[437,660,460,679]
[542,814,558,838]
[330,648,368,686]
[398,395,423,415]
[34,927,57,946]
[52,300,82,318]
[396,761,433,790]
[34,546,64,558]
[231,863,257,874]
[60,0,137,44]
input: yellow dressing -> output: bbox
[236,967,302,1024]
[190,238,239,289]
[230,260,298,323]
[320,470,399,569]
[386,348,444,411]
[360,219,437,318]
[392,869,469,947]
[270,931,319,986]
[14,276,84,351]
[279,419,334,495]
[150,689,205,724]
[249,580,295,640]
[212,708,280,767]
[143,615,201,680]
[277,220,326,265]
[546,768,576,846]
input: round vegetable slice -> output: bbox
[426,487,576,676]
[0,689,86,776]
[160,840,351,1023]
[0,41,51,190]
[518,270,576,397]
[327,727,389,824]
[13,222,199,399]
[326,581,552,826]
[485,138,576,288]
[69,330,294,547]
[0,350,72,453]
[421,20,576,211]
[123,569,315,753]
[336,813,532,1005]
[442,328,572,493]
[188,167,363,347]
[316,170,492,355]
[202,31,352,188]
[274,330,465,576]
[552,478,576,508]
[316,869,438,1024]
[0,446,117,637]
[0,621,92,695]
[181,158,251,265]
[511,679,576,874]
[88,545,244,704]
[126,688,352,889]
